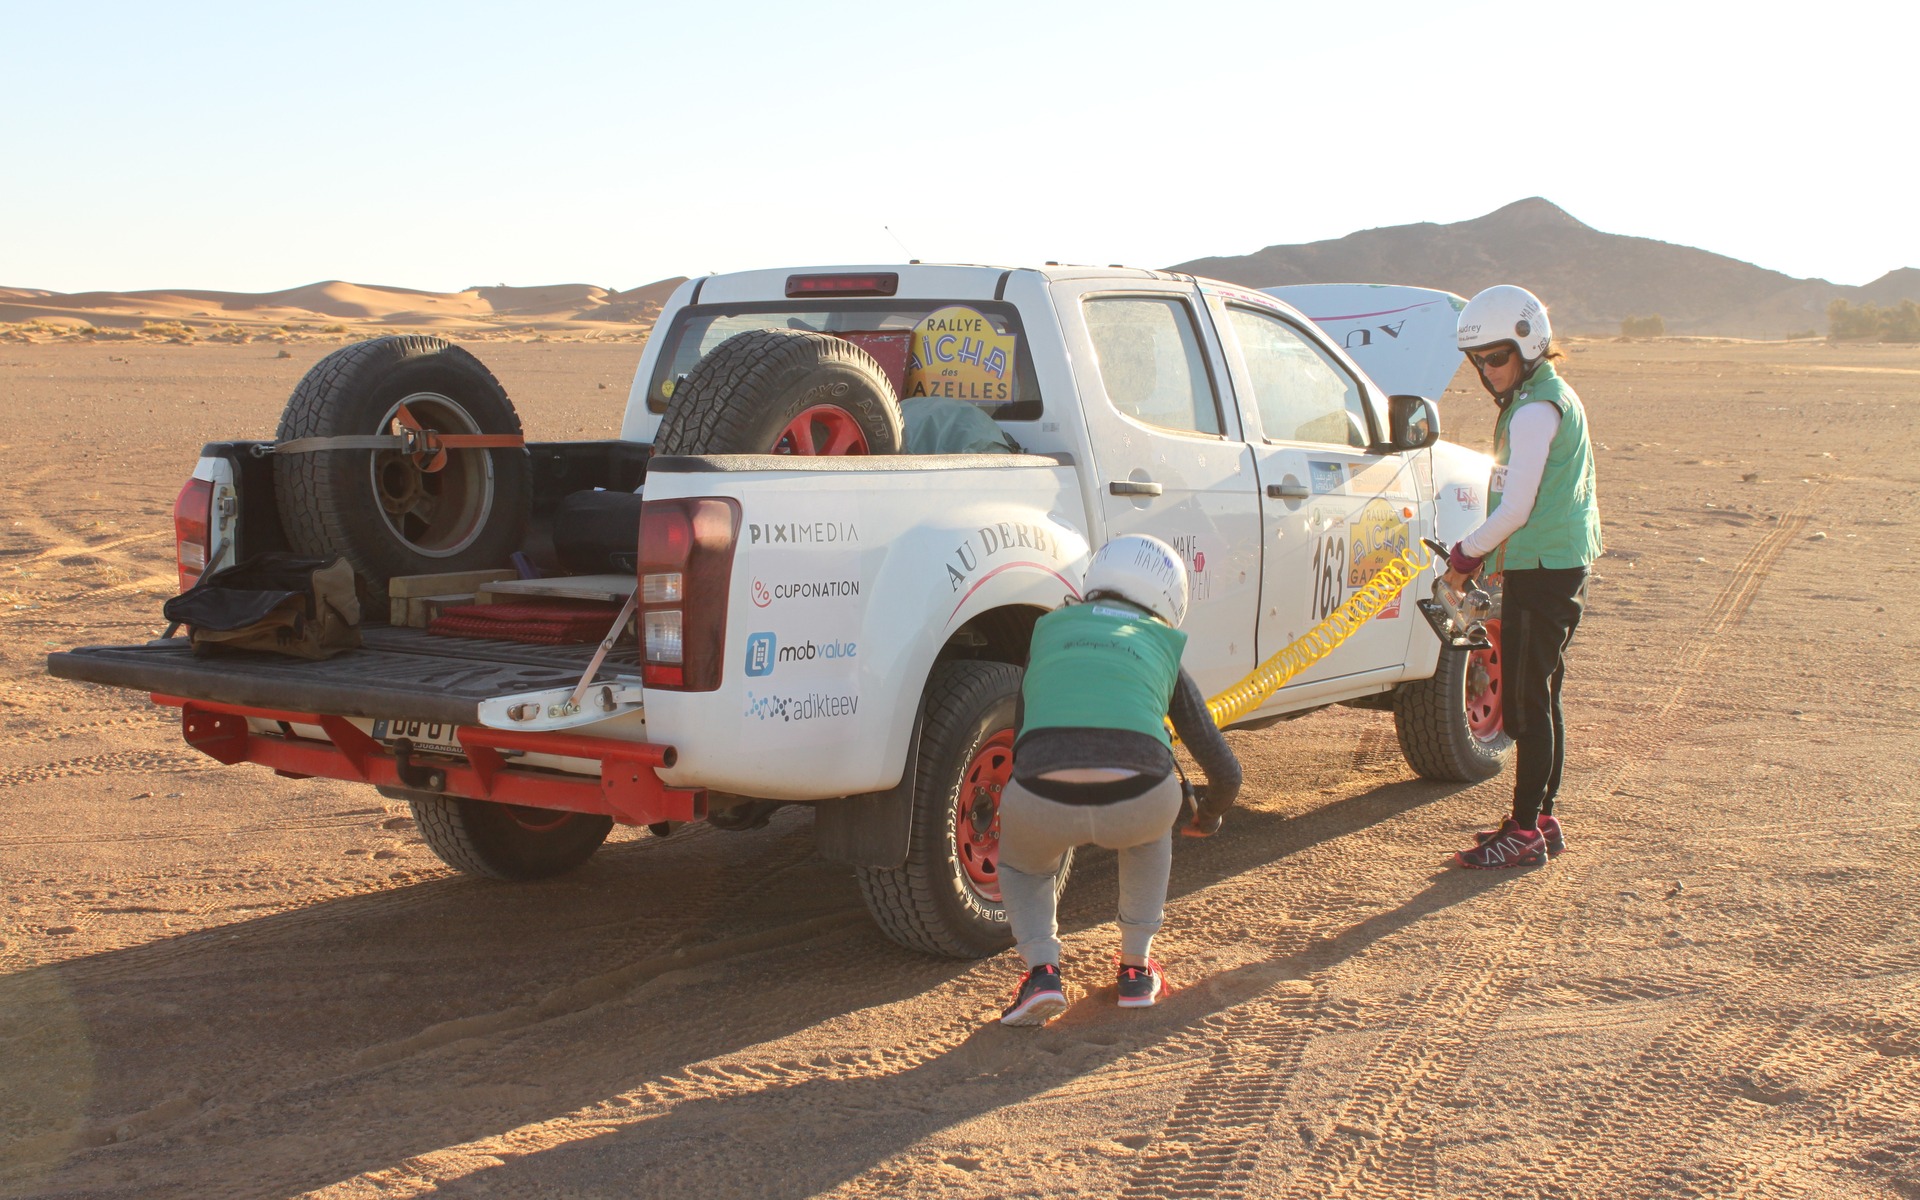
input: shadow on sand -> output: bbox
[2,772,1501,1197]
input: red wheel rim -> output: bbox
[774,405,870,455]
[1466,617,1504,743]
[505,805,575,834]
[953,729,1013,903]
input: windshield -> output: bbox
[647,299,1044,421]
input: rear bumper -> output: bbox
[162,695,704,826]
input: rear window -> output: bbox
[646,299,1044,421]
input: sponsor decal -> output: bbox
[1308,461,1347,495]
[1455,485,1480,511]
[1340,320,1406,349]
[945,520,1061,593]
[745,632,777,677]
[904,305,1015,403]
[1168,533,1212,604]
[743,630,858,676]
[778,638,857,663]
[743,690,860,723]
[751,576,861,608]
[1348,497,1410,620]
[747,520,858,546]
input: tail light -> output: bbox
[638,497,741,690]
[172,476,215,592]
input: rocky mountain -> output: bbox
[1169,199,1916,337]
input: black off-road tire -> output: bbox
[275,336,530,598]
[855,661,1072,959]
[653,328,903,455]
[1393,645,1511,782]
[391,788,613,880]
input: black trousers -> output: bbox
[1500,565,1589,828]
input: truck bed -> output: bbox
[48,627,640,727]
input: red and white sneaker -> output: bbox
[1454,823,1549,869]
[1476,814,1566,856]
[1116,960,1167,1008]
[1001,963,1068,1026]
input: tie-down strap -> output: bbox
[274,431,526,454]
[274,427,525,473]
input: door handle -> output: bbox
[1266,482,1309,500]
[1109,480,1163,497]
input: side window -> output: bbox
[1083,295,1221,436]
[1226,305,1371,448]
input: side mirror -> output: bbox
[1371,395,1440,454]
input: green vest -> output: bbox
[1489,362,1604,570]
[1020,602,1186,747]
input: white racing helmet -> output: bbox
[1082,533,1190,627]
[1456,284,1552,363]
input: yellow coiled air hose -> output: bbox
[1193,540,1436,731]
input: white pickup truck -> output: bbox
[50,265,1505,957]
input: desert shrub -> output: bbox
[1885,299,1920,342]
[322,324,347,334]
[140,320,197,342]
[1785,329,1818,340]
[1828,299,1920,341]
[1829,300,1881,339]
[1621,314,1665,338]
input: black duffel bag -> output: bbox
[163,553,362,660]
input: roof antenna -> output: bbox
[884,225,917,262]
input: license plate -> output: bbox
[371,718,464,756]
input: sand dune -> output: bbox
[0,276,688,336]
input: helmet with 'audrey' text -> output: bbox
[1082,534,1189,628]
[1456,284,1552,363]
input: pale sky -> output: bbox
[4,0,1913,295]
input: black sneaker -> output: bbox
[1475,814,1566,856]
[1454,823,1549,869]
[1001,963,1067,1026]
[1116,960,1167,1009]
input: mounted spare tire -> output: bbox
[274,336,530,598]
[652,328,903,456]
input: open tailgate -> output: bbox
[48,627,639,727]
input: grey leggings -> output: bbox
[998,773,1184,968]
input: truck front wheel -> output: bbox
[855,661,1071,959]
[1392,620,1511,782]
[393,790,613,880]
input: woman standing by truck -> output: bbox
[1442,285,1603,869]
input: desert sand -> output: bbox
[1,334,1916,1199]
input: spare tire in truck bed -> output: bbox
[274,336,530,598]
[652,328,903,456]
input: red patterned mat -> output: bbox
[428,600,628,645]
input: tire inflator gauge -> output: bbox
[1414,537,1494,652]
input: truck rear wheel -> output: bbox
[1393,620,1511,781]
[855,661,1071,959]
[395,789,613,880]
[652,329,903,456]
[275,336,530,598]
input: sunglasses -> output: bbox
[1470,347,1515,370]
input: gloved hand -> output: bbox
[1178,782,1225,838]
